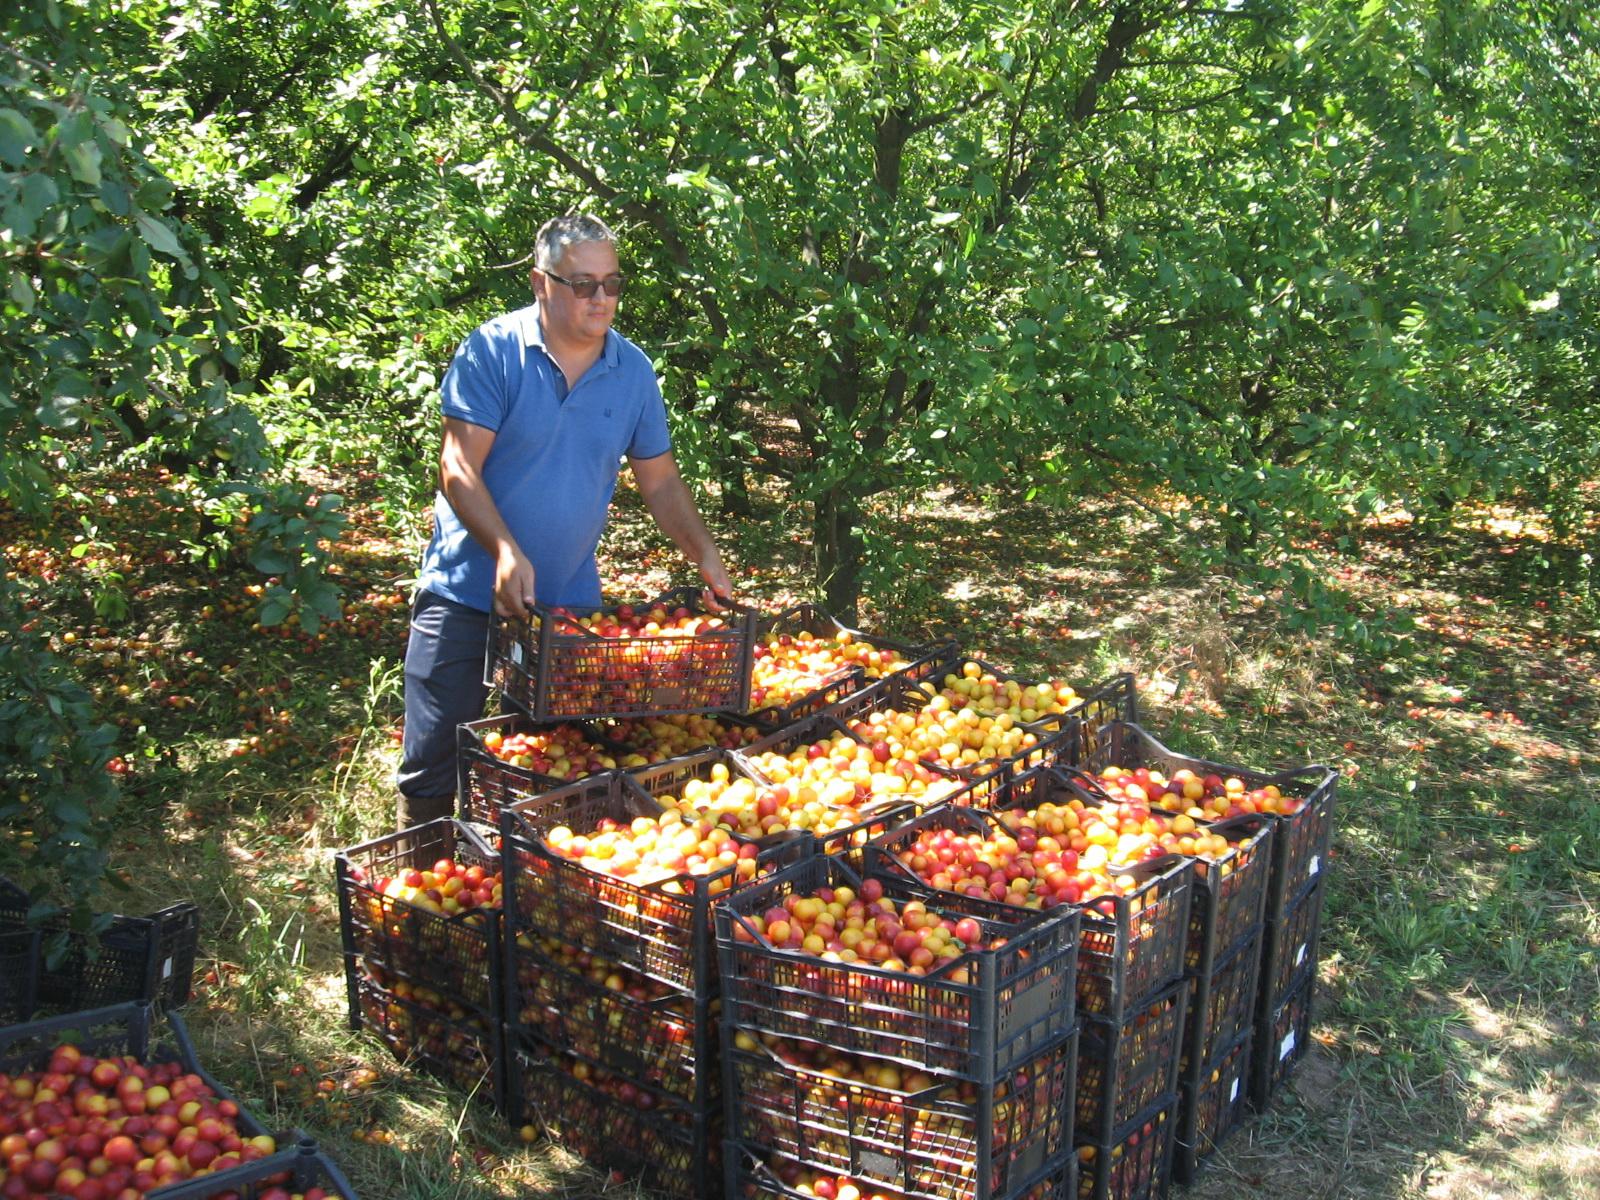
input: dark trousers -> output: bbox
[396,590,490,829]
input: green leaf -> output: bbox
[0,108,35,166]
[134,211,194,271]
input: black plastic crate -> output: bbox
[146,1139,361,1199]
[1175,814,1274,978]
[746,603,952,727]
[0,926,40,1023]
[1259,877,1323,1017]
[593,709,767,767]
[1250,966,1316,1108]
[1081,722,1337,932]
[1075,1094,1177,1200]
[0,878,200,1016]
[510,1034,720,1200]
[828,669,1079,784]
[724,1029,1077,1200]
[1054,674,1139,768]
[716,855,1080,1083]
[914,659,1114,737]
[1173,1028,1252,1185]
[1076,858,1194,1023]
[1076,980,1186,1147]
[500,772,811,994]
[455,713,621,826]
[487,586,757,721]
[335,818,503,1023]
[628,744,913,861]
[1181,927,1262,1080]
[353,970,506,1112]
[729,1142,1079,1200]
[506,928,716,1111]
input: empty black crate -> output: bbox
[145,1139,361,1199]
[354,971,506,1111]
[511,1034,719,1200]
[1075,1094,1178,1200]
[0,878,200,1017]
[1182,927,1262,1079]
[717,855,1079,1083]
[506,928,715,1111]
[334,818,503,1022]
[724,1028,1077,1200]
[1259,876,1323,1017]
[1076,979,1186,1146]
[486,586,756,721]
[728,1142,1079,1200]
[1250,970,1316,1108]
[1173,1028,1252,1185]
[500,772,808,994]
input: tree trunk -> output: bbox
[813,486,864,623]
[713,392,752,517]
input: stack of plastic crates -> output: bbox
[334,818,508,1112]
[716,853,1082,1200]
[499,772,808,1199]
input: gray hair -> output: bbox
[535,214,617,271]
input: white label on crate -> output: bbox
[1280,1030,1296,1061]
[1296,943,1308,967]
[510,642,524,666]
[856,1151,900,1183]
[1230,1078,1240,1103]
[1308,854,1321,877]
[161,956,173,980]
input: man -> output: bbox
[396,213,732,829]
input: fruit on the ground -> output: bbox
[0,1043,275,1198]
[1094,763,1300,819]
[479,724,616,779]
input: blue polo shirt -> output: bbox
[415,304,672,611]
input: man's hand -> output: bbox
[697,551,733,613]
[493,547,537,619]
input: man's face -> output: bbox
[535,239,622,346]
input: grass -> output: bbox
[3,464,1598,1198]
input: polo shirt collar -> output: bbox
[518,303,621,369]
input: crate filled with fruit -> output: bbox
[725,1026,1078,1200]
[498,772,809,997]
[1080,722,1336,929]
[0,1001,286,1197]
[728,1148,1078,1200]
[148,1138,360,1199]
[715,855,1079,1083]
[509,1037,719,1200]
[860,799,1193,1023]
[744,604,954,728]
[1172,1027,1252,1186]
[1076,1097,1177,1200]
[455,715,622,826]
[590,710,766,768]
[334,819,506,1108]
[1074,978,1186,1148]
[486,586,757,721]
[629,743,919,862]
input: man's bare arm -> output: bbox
[440,417,536,617]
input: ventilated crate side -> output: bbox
[1076,980,1186,1147]
[335,819,503,1021]
[728,1144,1079,1200]
[455,714,607,827]
[1181,928,1262,1078]
[354,972,505,1111]
[1173,1029,1252,1186]
[1077,859,1194,1021]
[1250,971,1316,1109]
[1259,879,1323,1016]
[724,1031,1077,1200]
[1074,1095,1178,1200]
[148,1141,361,1200]
[717,856,1079,1083]
[506,930,715,1111]
[510,1036,721,1200]
[487,586,756,721]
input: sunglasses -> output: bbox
[544,270,626,299]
